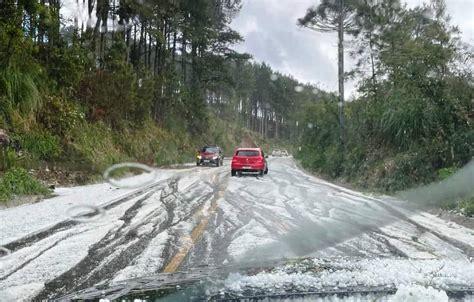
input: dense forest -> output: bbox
[0,0,473,213]
[295,0,473,214]
[297,0,473,191]
[0,0,320,184]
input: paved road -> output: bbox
[0,157,473,299]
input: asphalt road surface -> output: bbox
[1,157,473,299]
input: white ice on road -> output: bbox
[0,169,175,245]
[224,257,474,294]
[0,157,473,300]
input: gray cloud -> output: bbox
[231,0,474,97]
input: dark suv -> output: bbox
[196,146,224,167]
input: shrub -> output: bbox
[437,167,458,181]
[0,64,41,114]
[0,168,50,202]
[69,122,125,171]
[77,69,152,127]
[375,151,435,192]
[460,197,474,217]
[18,129,62,160]
[0,147,17,171]
[38,95,85,136]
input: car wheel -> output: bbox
[259,169,264,177]
[216,160,219,167]
[196,162,200,166]
[264,167,268,174]
[231,170,236,176]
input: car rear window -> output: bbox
[236,150,260,157]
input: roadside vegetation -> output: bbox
[295,0,473,215]
[0,168,50,202]
[0,0,305,201]
[0,0,471,216]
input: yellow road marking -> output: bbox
[162,185,223,273]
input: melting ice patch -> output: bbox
[224,257,474,295]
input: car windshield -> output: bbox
[202,147,218,153]
[236,150,260,157]
[1,0,473,301]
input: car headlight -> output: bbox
[212,156,218,160]
[197,155,202,159]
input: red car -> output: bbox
[231,148,268,176]
[196,145,224,166]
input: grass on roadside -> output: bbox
[0,168,50,202]
[460,197,474,217]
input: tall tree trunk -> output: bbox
[154,40,159,75]
[181,33,187,83]
[162,19,168,70]
[39,0,45,43]
[368,32,377,96]
[275,114,279,139]
[144,29,147,69]
[147,23,152,69]
[172,30,177,63]
[191,43,198,88]
[138,23,144,66]
[338,0,345,144]
[126,25,131,64]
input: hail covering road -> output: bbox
[0,157,473,299]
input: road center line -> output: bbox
[162,186,223,273]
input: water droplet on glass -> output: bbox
[86,18,94,28]
[338,102,343,107]
[422,8,434,19]
[66,205,105,222]
[0,246,12,258]
[270,74,278,81]
[87,52,94,60]
[312,88,319,95]
[103,162,157,189]
[138,78,143,88]
[307,123,313,129]
[294,86,304,92]
[367,0,380,7]
[427,70,437,78]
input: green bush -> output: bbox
[77,69,152,127]
[18,129,62,160]
[69,122,125,171]
[437,167,458,181]
[372,150,436,192]
[0,147,17,171]
[38,95,85,136]
[460,197,474,217]
[0,168,50,202]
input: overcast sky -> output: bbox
[229,0,474,97]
